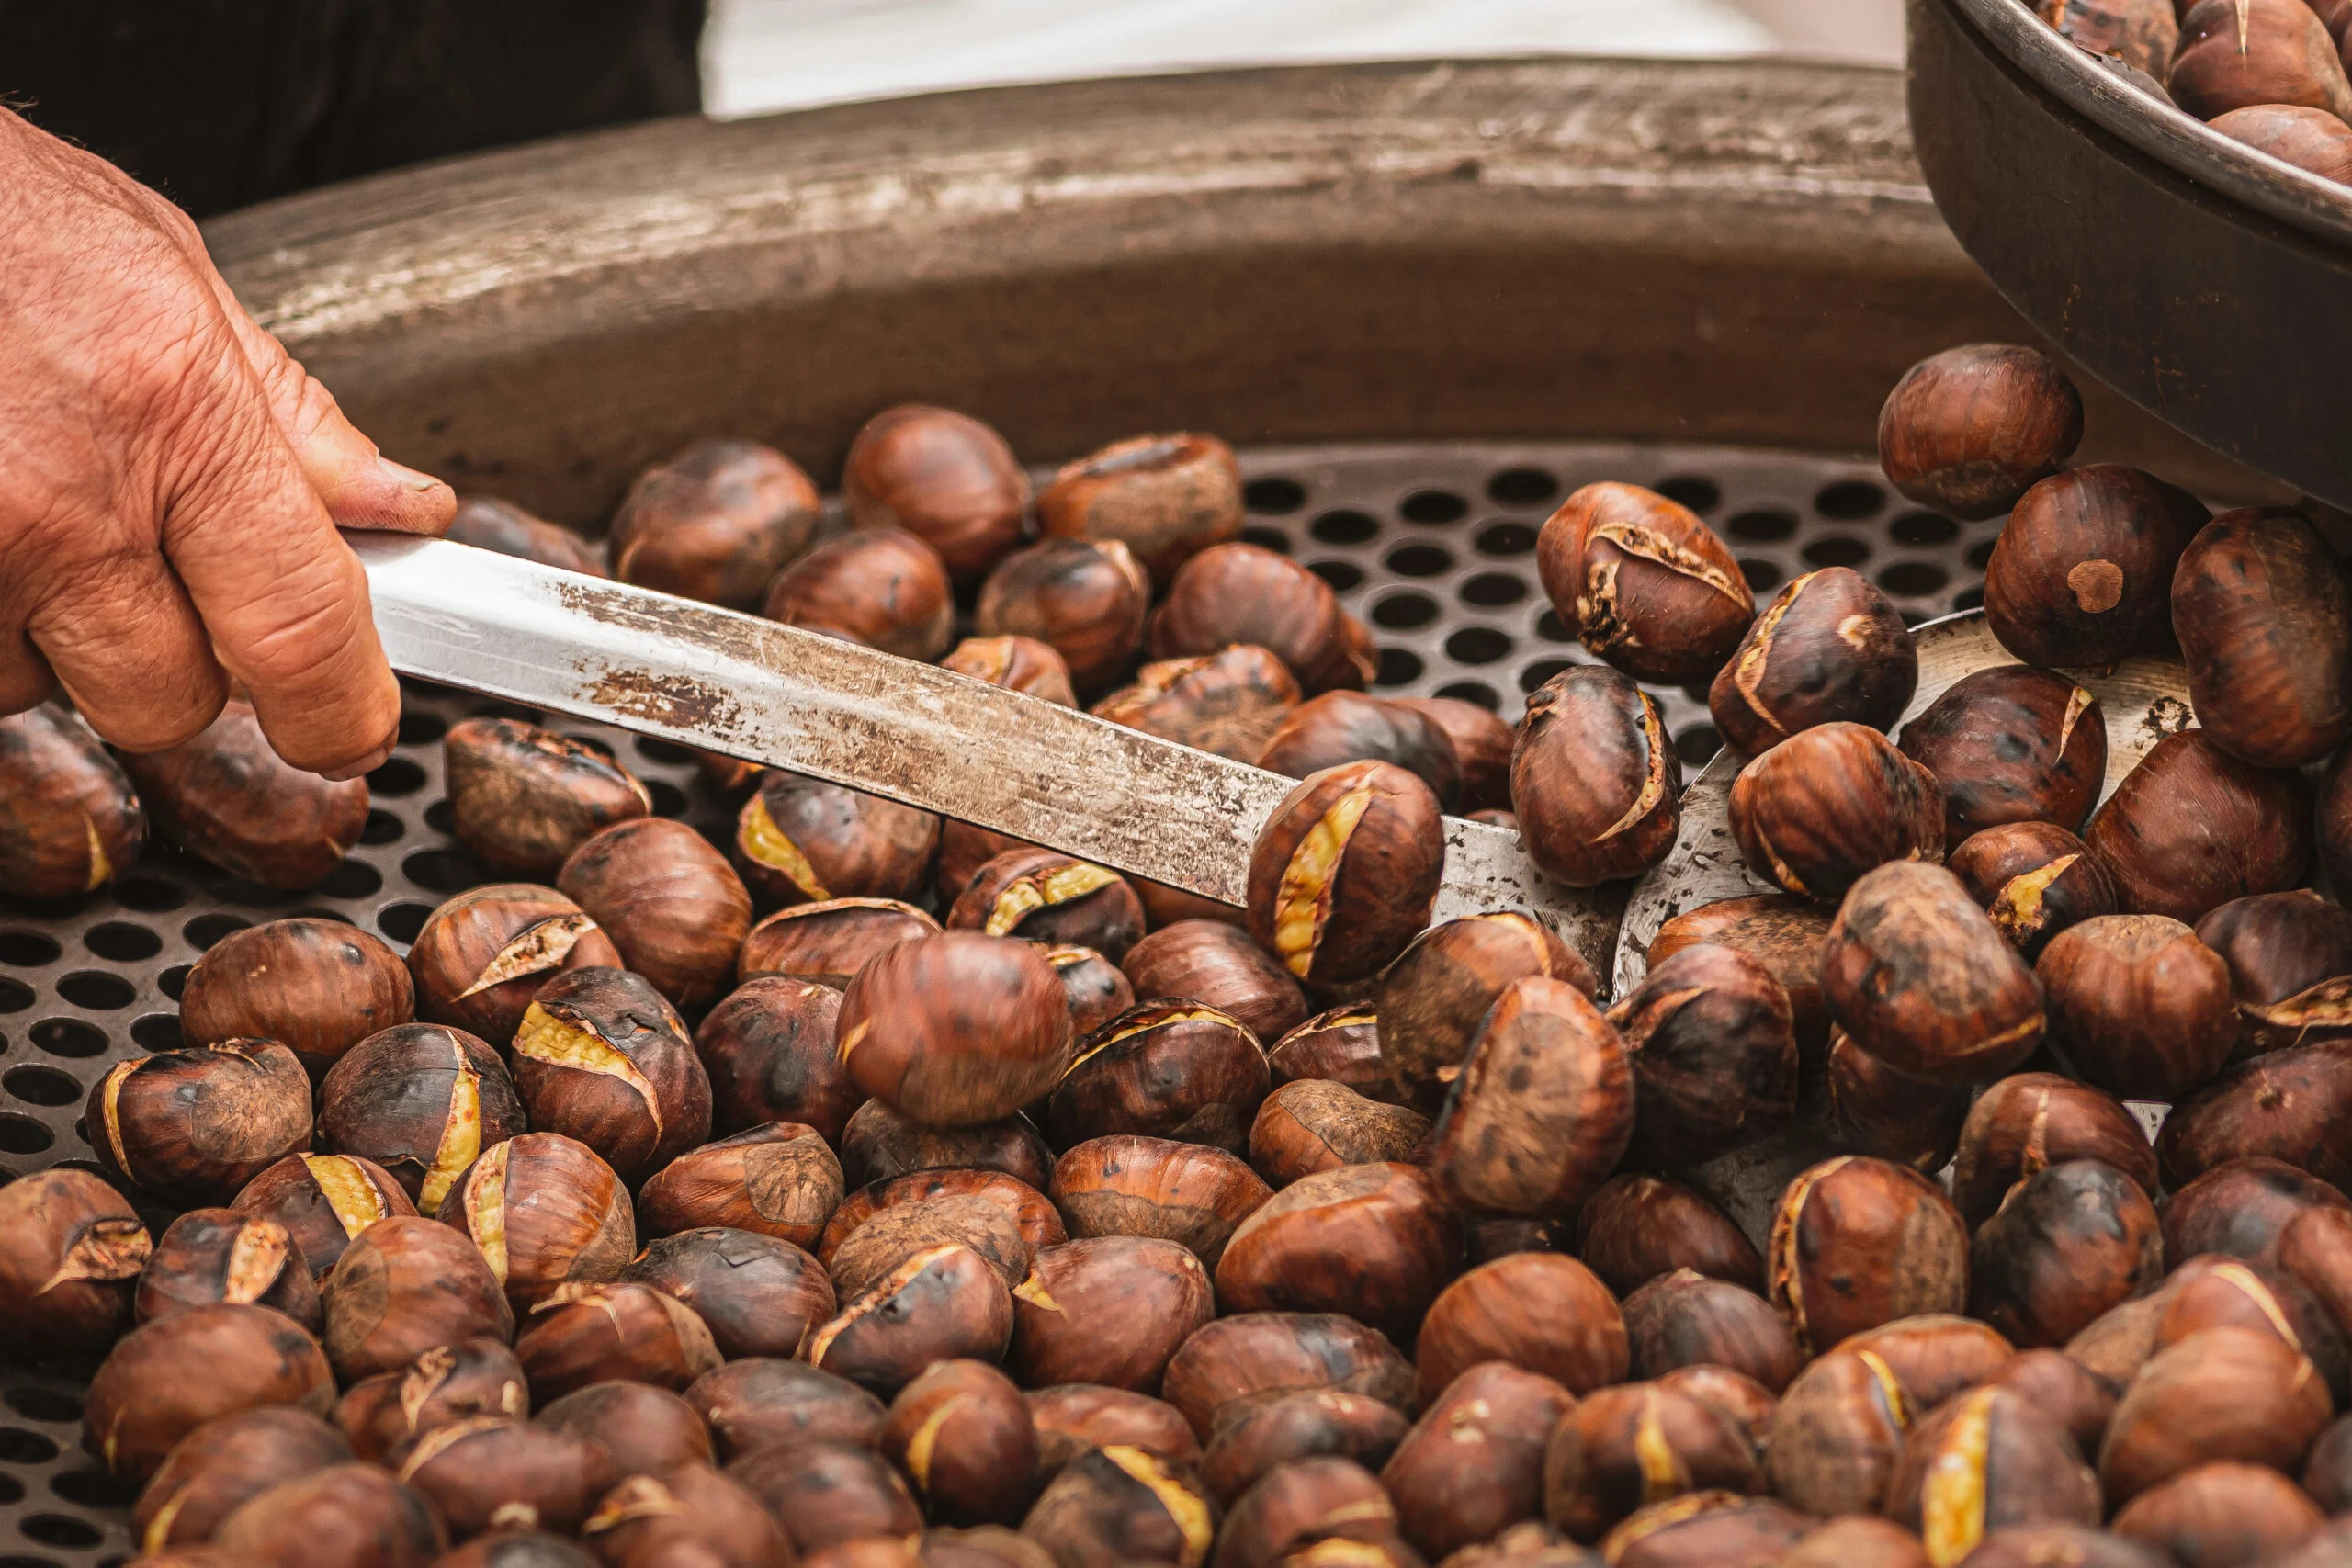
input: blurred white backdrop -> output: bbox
[705,0,1905,117]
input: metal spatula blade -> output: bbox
[356,536,1624,972]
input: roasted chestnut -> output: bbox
[320,1023,525,1217]
[1837,1314,2018,1410]
[1379,913,1593,1112]
[537,1380,711,1481]
[1969,1158,2163,1348]
[447,493,605,576]
[581,1462,792,1568]
[335,1337,529,1463]
[1215,1162,1463,1343]
[2085,731,2313,923]
[1610,942,1796,1167]
[2155,1255,2349,1403]
[2307,1415,2352,1512]
[1094,644,1305,763]
[1268,1007,1399,1104]
[443,718,651,882]
[2111,1460,2326,1568]
[739,897,941,989]
[0,1166,150,1353]
[1731,722,1943,903]
[88,1037,312,1206]
[2064,1291,2171,1396]
[1574,1173,1761,1298]
[233,1152,417,1277]
[728,1438,925,1552]
[179,916,416,1077]
[807,1243,1015,1395]
[948,848,1147,962]
[1249,1080,1430,1189]
[1392,696,1514,815]
[2032,0,2177,77]
[392,1415,620,1540]
[879,1359,1038,1526]
[443,1132,635,1315]
[763,525,957,660]
[1983,464,2202,669]
[2172,506,2352,768]
[1162,1312,1415,1439]
[1037,433,1244,584]
[1248,760,1445,987]
[409,885,623,1043]
[692,978,863,1145]
[636,1120,842,1246]
[1050,1001,1270,1153]
[838,931,1076,1125]
[1761,1348,1914,1517]
[1199,1393,1407,1515]
[0,700,143,897]
[975,537,1151,696]
[2037,915,2233,1101]
[1377,1363,1568,1559]
[939,821,1037,908]
[1986,1347,2117,1458]
[1534,482,1754,683]
[685,1356,887,1461]
[1774,1516,1933,1568]
[1544,1381,1760,1542]
[1598,1493,1810,1568]
[1948,821,2120,958]
[558,818,753,1010]
[514,966,712,1181]
[119,697,368,889]
[2165,1151,2350,1272]
[820,1169,1056,1294]
[621,1225,834,1361]
[1707,567,1917,755]
[514,1280,719,1400]
[2195,890,2352,1060]
[1424,976,1634,1219]
[1949,1072,2158,1229]
[85,1301,337,1480]
[2098,1327,2334,1506]
[1821,861,2046,1085]
[1148,544,1375,695]
[1645,895,1834,1059]
[1415,1252,1630,1404]
[2279,1204,2352,1355]
[1875,344,2083,520]
[1828,1029,1971,1173]
[209,1462,445,1567]
[1258,693,1464,810]
[1655,1365,1780,1450]
[945,634,1080,706]
[1010,1235,1213,1393]
[138,1208,318,1331]
[1122,919,1306,1043]
[1023,1442,1218,1568]
[1029,1384,1202,1481]
[842,1099,1053,1191]
[1883,1386,2101,1562]
[133,1406,351,1555]
[2156,1042,2352,1192]
[1049,1134,1273,1269]
[606,438,820,609]
[2170,0,2352,121]
[1510,666,1681,889]
[1769,1156,1969,1353]
[733,770,941,908]
[843,404,1031,587]
[322,1216,514,1382]
[2211,102,2352,180]
[1620,1270,1804,1392]
[1899,666,2107,842]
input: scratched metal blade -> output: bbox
[356,536,1625,973]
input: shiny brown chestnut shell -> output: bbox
[87,1037,311,1207]
[1731,722,1944,903]
[443,1132,635,1316]
[1382,1363,1571,1560]
[728,1438,924,1553]
[232,1152,416,1278]
[738,897,940,989]
[937,821,1037,908]
[2111,1460,2326,1568]
[1948,821,2120,958]
[1029,1385,1202,1481]
[1122,919,1307,1044]
[1774,1516,1934,1568]
[945,633,1080,706]
[0,1167,151,1354]
[1984,463,2202,669]
[1394,696,1515,815]
[1543,1380,1760,1542]
[1050,1001,1271,1154]
[1093,645,1305,766]
[2038,914,2234,1101]
[558,818,753,1010]
[1769,1156,1969,1354]
[2171,0,2352,123]
[880,1358,1039,1526]
[582,1462,792,1568]
[514,1280,720,1400]
[2195,890,2352,1060]
[119,698,368,890]
[2164,1156,2352,1263]
[1827,1027,1971,1174]
[606,437,820,608]
[1425,976,1634,1219]
[1706,566,1917,755]
[733,771,940,908]
[1378,913,1593,1113]
[764,525,958,660]
[622,1225,834,1361]
[179,917,415,1078]
[1037,432,1244,584]
[1148,543,1375,695]
[137,1208,317,1332]
[1268,1007,1400,1104]
[1645,895,1834,1061]
[1620,1269,1804,1392]
[948,848,1147,963]
[2098,1327,2334,1507]
[1984,1347,2117,1460]
[1258,693,1464,811]
[1762,1348,1915,1517]
[1049,944,1136,1037]
[133,1406,351,1555]
[1202,1389,1410,1513]
[1883,1386,2101,1563]
[334,1337,529,1464]
[322,1216,514,1383]
[2309,1415,2352,1514]
[838,931,1076,1126]
[536,1379,710,1479]
[695,976,861,1143]
[684,1356,888,1461]
[408,885,623,1043]
[976,537,1151,696]
[2086,730,2313,923]
[1510,665,1681,889]
[85,1301,338,1481]
[1896,665,2106,842]
[443,717,652,882]
[1599,1492,1811,1568]
[209,1461,446,1567]
[1875,343,2083,520]
[820,1169,1054,1295]
[446,492,605,575]
[1011,1235,1214,1393]
[1969,1158,2164,1348]
[1248,761,1444,988]
[2157,1041,2352,1191]
[1023,1442,1219,1568]
[392,1414,620,1540]
[1837,1314,2018,1411]
[1214,1163,1463,1344]
[320,1023,525,1217]
[2211,100,2352,180]
[2173,506,2352,768]
[1821,861,2046,1086]
[1049,1134,1273,1269]
[1249,1080,1430,1189]
[1533,482,1754,684]
[1415,1252,1630,1404]
[1949,1072,2159,1230]
[842,404,1031,588]
[2279,1206,2352,1365]
[1609,942,1796,1168]
[636,1120,843,1247]
[806,1243,1014,1396]
[1162,1311,1416,1441]
[2155,1255,2350,1403]
[513,965,712,1182]
[0,700,143,898]
[841,1100,1052,1191]
[1574,1173,1761,1297]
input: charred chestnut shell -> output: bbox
[1093,644,1304,763]
[443,717,651,881]
[320,1023,526,1217]
[513,966,713,1182]
[1707,567,1917,756]
[1534,482,1755,684]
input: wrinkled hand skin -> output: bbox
[0,109,453,779]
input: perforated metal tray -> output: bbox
[0,437,1976,1565]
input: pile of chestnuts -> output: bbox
[10,368,2352,1568]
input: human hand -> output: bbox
[0,107,453,781]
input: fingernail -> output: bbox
[320,739,395,783]
[373,455,450,496]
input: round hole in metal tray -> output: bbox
[107,878,184,914]
[1398,490,1468,525]
[1306,560,1364,592]
[1385,544,1453,578]
[128,1015,180,1054]
[1459,572,1526,608]
[1370,592,1439,630]
[0,982,30,1016]
[378,903,434,944]
[155,966,189,1003]
[1242,477,1306,514]
[646,780,690,818]
[424,799,457,834]
[1815,479,1889,519]
[1740,558,1783,592]
[1676,724,1724,766]
[0,933,61,969]
[636,736,695,766]
[1534,611,1575,645]
[397,710,449,745]
[1444,628,1513,666]
[1802,536,1872,569]
[403,850,484,894]
[322,862,385,901]
[17,1517,99,1550]
[1375,649,1425,687]
[0,1428,57,1464]
[53,973,131,1012]
[28,1021,105,1061]
[5,1390,79,1424]
[1520,658,1577,694]
[360,810,406,847]
[4,1068,79,1110]
[1434,681,1502,711]
[1310,509,1380,546]
[1486,468,1558,506]
[181,914,248,952]
[368,756,428,796]
[46,1471,135,1510]
[0,1474,19,1506]
[1475,522,1537,558]
[1891,510,1961,547]
[1238,526,1291,555]
[83,924,160,964]
[1726,508,1798,542]
[1879,561,1952,598]
[1656,476,1722,513]
[0,1119,51,1156]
